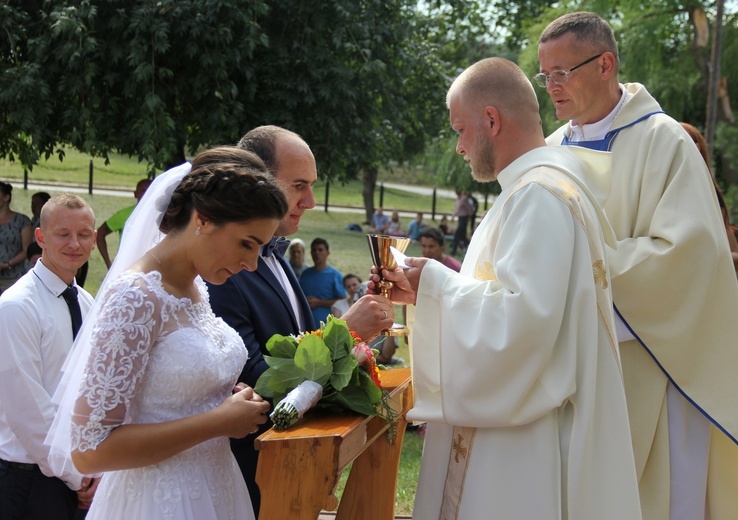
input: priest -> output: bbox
[378,57,642,520]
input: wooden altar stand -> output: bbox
[255,367,413,520]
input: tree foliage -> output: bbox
[0,0,488,180]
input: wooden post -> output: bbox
[88,160,94,195]
[255,368,413,520]
[324,180,330,213]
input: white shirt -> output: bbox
[260,248,307,330]
[569,84,631,141]
[0,259,93,489]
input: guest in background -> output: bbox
[407,212,426,241]
[386,211,403,236]
[331,273,363,318]
[438,215,453,236]
[680,122,738,273]
[450,189,473,255]
[300,237,346,324]
[286,238,306,278]
[30,192,51,238]
[26,241,42,268]
[368,207,390,234]
[0,194,99,519]
[96,178,152,269]
[419,227,461,272]
[0,181,32,295]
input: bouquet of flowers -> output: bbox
[254,316,396,433]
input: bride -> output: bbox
[46,146,288,519]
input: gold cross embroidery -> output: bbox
[452,433,468,463]
[476,261,497,281]
[557,180,580,202]
[593,259,608,289]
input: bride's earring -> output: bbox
[196,226,201,236]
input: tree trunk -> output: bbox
[361,167,378,224]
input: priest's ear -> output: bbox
[484,106,501,137]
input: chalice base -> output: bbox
[382,323,409,337]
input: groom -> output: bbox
[207,125,394,516]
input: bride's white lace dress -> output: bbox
[73,271,254,520]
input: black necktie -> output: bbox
[61,286,82,339]
[261,237,291,258]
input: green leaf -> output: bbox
[327,386,378,416]
[330,355,358,391]
[263,355,296,371]
[294,335,333,385]
[322,317,352,360]
[266,334,298,358]
[357,370,383,404]
[262,357,304,394]
[254,370,274,398]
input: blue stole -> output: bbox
[560,111,664,150]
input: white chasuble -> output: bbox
[409,146,642,520]
[549,83,738,520]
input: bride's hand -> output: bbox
[216,385,270,438]
[232,382,265,402]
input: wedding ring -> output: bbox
[250,427,259,435]
[382,310,388,320]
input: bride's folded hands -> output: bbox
[218,384,271,439]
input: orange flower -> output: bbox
[370,365,383,389]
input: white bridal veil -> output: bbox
[46,162,192,479]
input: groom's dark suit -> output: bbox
[207,247,315,516]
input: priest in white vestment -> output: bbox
[379,57,642,520]
[538,13,738,520]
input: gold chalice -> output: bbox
[367,234,411,336]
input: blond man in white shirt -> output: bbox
[0,194,99,519]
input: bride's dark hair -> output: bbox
[160,146,288,233]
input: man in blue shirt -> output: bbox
[299,237,346,324]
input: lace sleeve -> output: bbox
[71,272,165,453]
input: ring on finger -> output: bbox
[382,310,388,320]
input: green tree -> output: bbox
[515,1,738,187]
[1,0,269,170]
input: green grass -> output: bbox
[314,179,457,216]
[1,149,151,189]
[2,147,458,216]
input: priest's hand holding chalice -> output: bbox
[366,234,417,336]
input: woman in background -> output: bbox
[680,122,738,273]
[0,181,32,294]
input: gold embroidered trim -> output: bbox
[439,426,477,520]
[593,259,609,289]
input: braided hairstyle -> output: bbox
[160,146,288,234]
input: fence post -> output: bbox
[431,189,437,220]
[324,180,329,213]
[379,183,384,208]
[88,160,94,195]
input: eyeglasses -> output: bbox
[533,53,603,88]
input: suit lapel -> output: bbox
[254,255,315,332]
